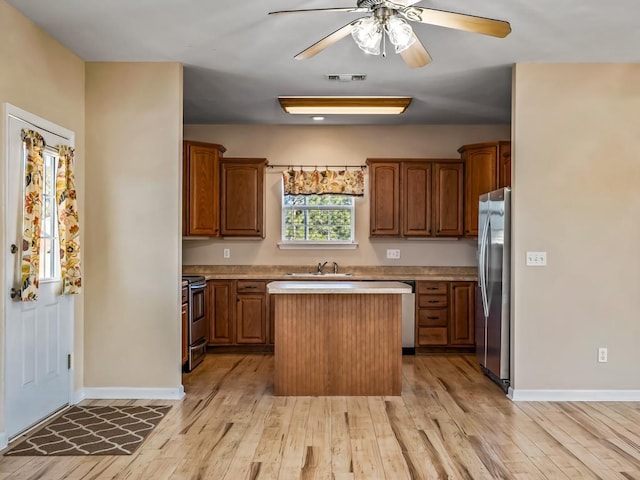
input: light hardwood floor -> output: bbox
[1,354,639,479]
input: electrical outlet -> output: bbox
[223,248,230,258]
[598,347,608,363]
[526,251,547,266]
[386,249,400,259]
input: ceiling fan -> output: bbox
[268,0,511,68]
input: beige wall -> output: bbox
[85,62,183,389]
[512,64,640,391]
[183,124,510,267]
[0,0,85,427]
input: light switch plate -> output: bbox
[526,251,547,266]
[223,248,230,258]
[386,249,400,259]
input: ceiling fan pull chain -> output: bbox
[382,28,387,57]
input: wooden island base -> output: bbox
[273,293,402,396]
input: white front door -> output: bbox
[4,107,74,439]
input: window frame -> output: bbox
[37,147,61,282]
[279,192,358,249]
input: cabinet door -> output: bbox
[462,145,499,236]
[402,162,432,236]
[433,162,463,236]
[499,143,512,189]
[220,159,266,237]
[208,280,234,345]
[236,294,267,344]
[184,142,224,236]
[450,282,475,345]
[181,300,188,366]
[369,162,400,236]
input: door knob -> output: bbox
[10,288,21,300]
[10,244,18,254]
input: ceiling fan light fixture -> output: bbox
[278,96,412,115]
[385,16,416,53]
[351,17,382,55]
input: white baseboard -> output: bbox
[81,386,185,401]
[508,387,640,402]
[0,432,7,450]
[73,388,86,404]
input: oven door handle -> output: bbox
[189,283,206,292]
[190,338,207,350]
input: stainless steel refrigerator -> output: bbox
[476,187,511,392]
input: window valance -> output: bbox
[282,168,365,196]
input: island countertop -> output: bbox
[267,280,413,294]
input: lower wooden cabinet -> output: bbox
[207,279,269,347]
[235,281,267,344]
[449,282,475,345]
[416,280,475,351]
[207,280,234,345]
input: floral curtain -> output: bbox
[282,168,365,196]
[56,145,82,294]
[20,129,45,301]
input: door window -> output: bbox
[38,149,60,281]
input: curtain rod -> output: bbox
[267,164,367,170]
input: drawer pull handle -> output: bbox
[427,300,440,303]
[427,316,439,320]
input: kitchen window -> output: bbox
[280,194,356,248]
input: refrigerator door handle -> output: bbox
[479,214,490,319]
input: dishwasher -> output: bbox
[399,280,416,355]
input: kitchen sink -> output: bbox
[285,272,353,278]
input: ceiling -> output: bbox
[7,0,640,125]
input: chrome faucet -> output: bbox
[332,261,339,274]
[317,261,328,274]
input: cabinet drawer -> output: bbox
[418,294,448,308]
[418,308,448,327]
[181,286,188,304]
[236,280,266,293]
[417,282,448,295]
[418,327,448,346]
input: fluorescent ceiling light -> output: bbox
[278,96,412,115]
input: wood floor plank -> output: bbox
[300,396,332,480]
[330,397,353,478]
[0,353,638,480]
[346,397,387,480]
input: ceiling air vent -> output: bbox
[325,74,367,82]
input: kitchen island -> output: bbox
[267,281,412,396]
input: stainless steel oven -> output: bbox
[182,275,207,372]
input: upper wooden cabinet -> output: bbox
[368,162,401,236]
[220,158,267,238]
[433,162,464,237]
[402,162,432,236]
[458,141,511,237]
[183,141,226,237]
[368,159,463,238]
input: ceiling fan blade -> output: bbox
[294,19,361,60]
[401,6,511,38]
[399,35,432,68]
[269,7,368,15]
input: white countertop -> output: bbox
[267,281,413,294]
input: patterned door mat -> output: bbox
[4,405,171,456]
